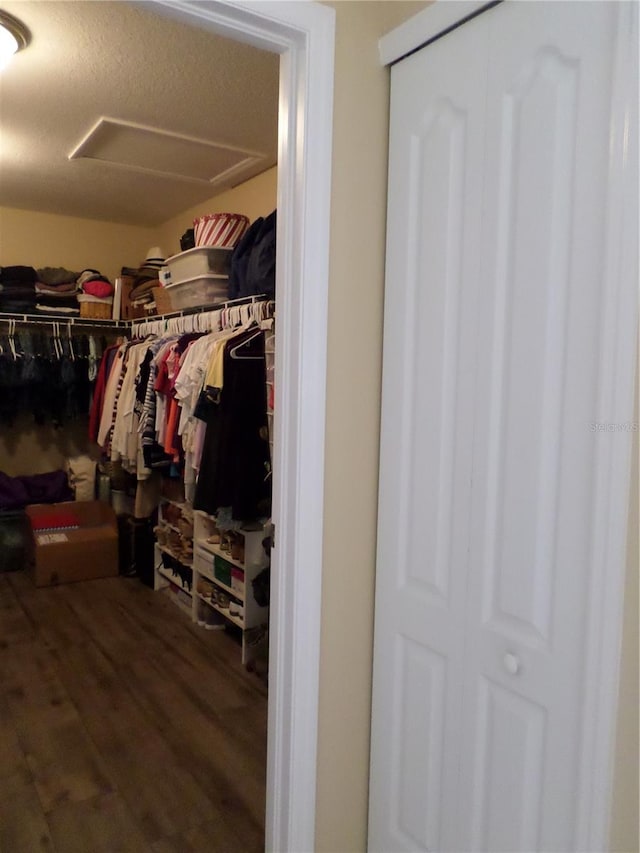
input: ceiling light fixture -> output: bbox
[0,10,29,72]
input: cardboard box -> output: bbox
[113,276,135,321]
[26,500,119,587]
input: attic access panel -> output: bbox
[69,116,265,186]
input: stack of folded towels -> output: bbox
[35,267,82,314]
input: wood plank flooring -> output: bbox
[0,571,267,853]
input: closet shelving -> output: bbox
[193,511,269,665]
[152,508,270,664]
[0,312,129,329]
[154,499,194,602]
[0,292,271,333]
[131,293,272,337]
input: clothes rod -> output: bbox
[0,295,271,330]
[131,294,273,334]
[0,312,129,329]
[145,293,270,321]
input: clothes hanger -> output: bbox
[55,322,64,360]
[8,320,17,360]
[67,321,75,361]
[52,322,60,359]
[229,327,264,360]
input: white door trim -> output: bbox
[137,2,336,851]
[574,3,638,847]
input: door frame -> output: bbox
[138,2,335,851]
[376,2,638,849]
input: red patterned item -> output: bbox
[30,511,81,530]
[193,213,249,248]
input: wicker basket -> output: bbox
[152,286,173,315]
[79,298,113,320]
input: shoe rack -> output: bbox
[153,499,194,616]
[192,511,270,666]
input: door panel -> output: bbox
[392,636,447,849]
[368,11,489,852]
[458,5,620,851]
[469,679,547,853]
[370,2,635,851]
[478,44,579,650]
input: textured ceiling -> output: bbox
[0,1,279,226]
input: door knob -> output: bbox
[503,652,520,675]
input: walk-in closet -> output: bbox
[0,3,280,850]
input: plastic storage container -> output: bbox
[214,554,232,587]
[165,247,232,281]
[164,274,229,310]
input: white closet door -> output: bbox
[368,10,489,852]
[370,2,637,852]
[457,4,626,852]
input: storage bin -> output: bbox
[165,274,229,310]
[193,213,249,248]
[78,295,113,319]
[165,246,232,280]
[214,554,232,587]
[231,567,245,596]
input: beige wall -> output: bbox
[0,206,156,284]
[611,383,639,853]
[157,167,277,258]
[315,3,427,851]
[0,416,97,478]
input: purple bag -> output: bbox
[0,473,29,511]
[0,470,73,511]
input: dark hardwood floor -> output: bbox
[0,571,267,852]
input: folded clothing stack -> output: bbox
[35,266,81,314]
[127,247,165,315]
[76,269,114,315]
[0,266,116,317]
[78,270,113,299]
[0,265,38,313]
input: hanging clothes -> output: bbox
[88,341,121,442]
[0,324,104,428]
[89,299,274,521]
[194,329,271,521]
